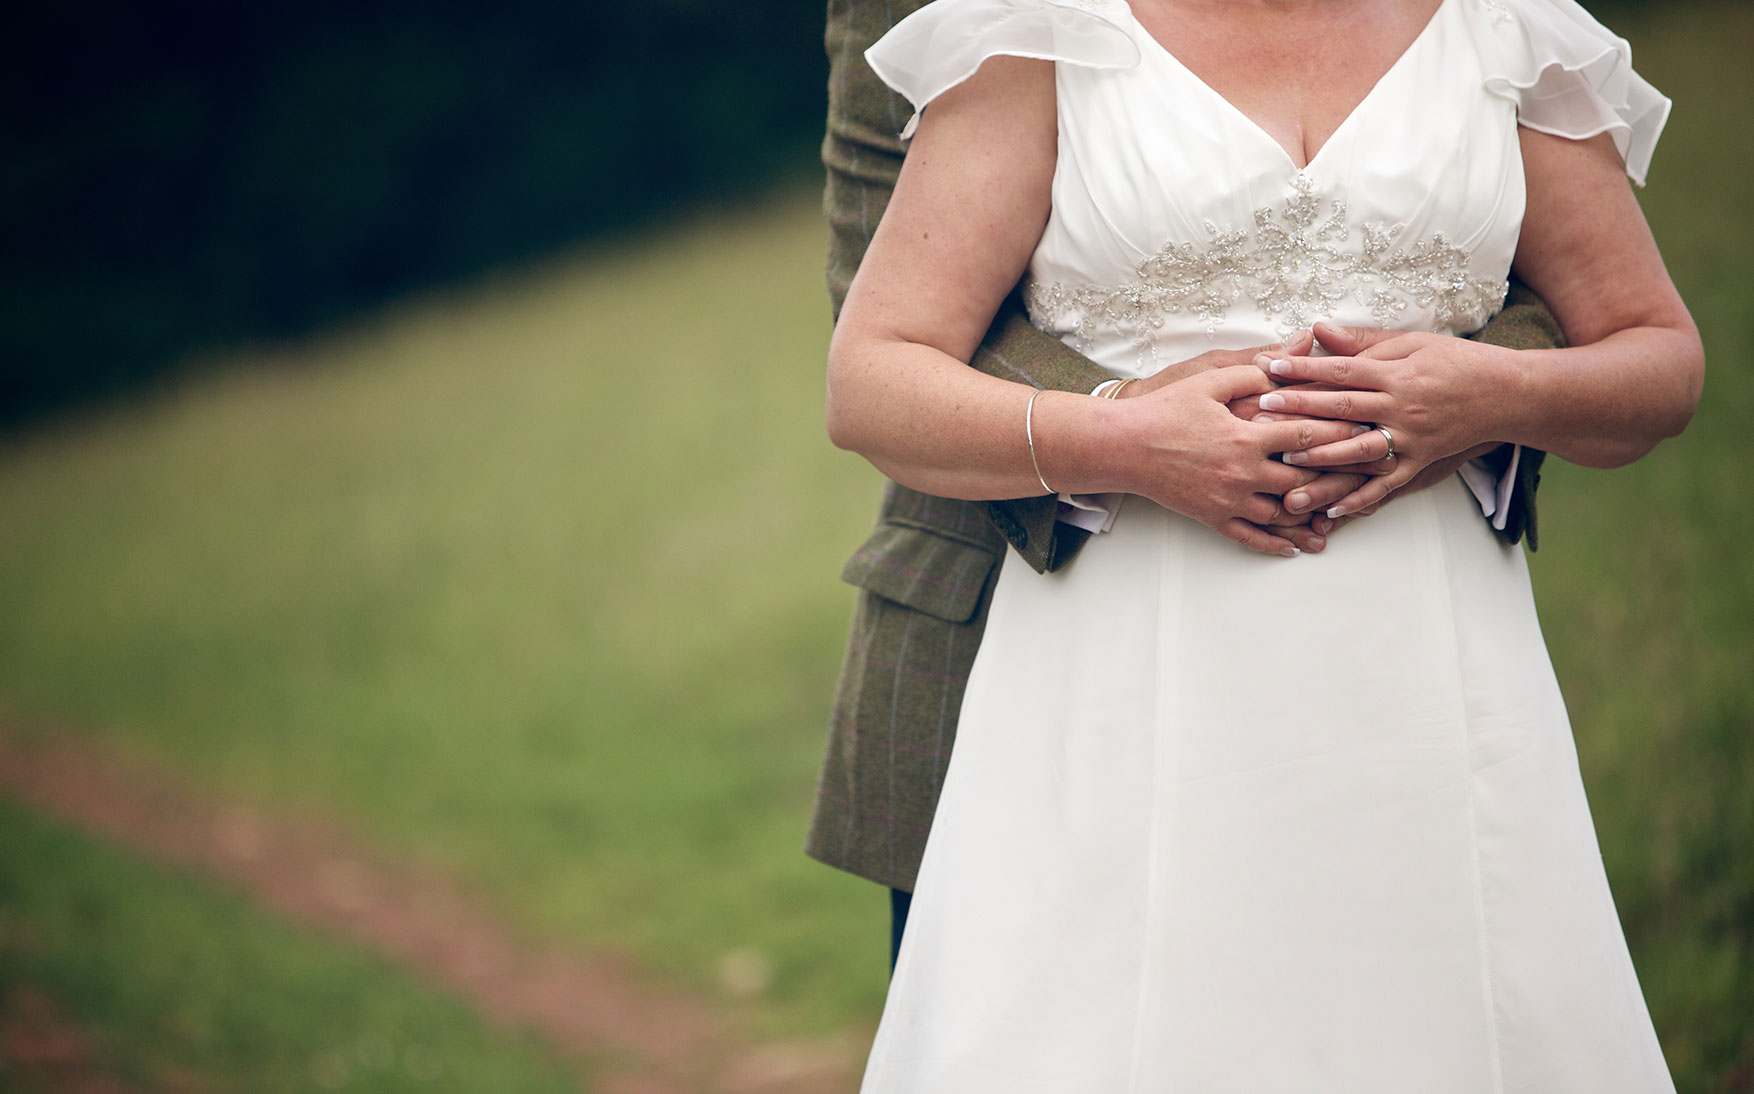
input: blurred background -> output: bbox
[0,0,1747,1091]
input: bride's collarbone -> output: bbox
[1132,0,1445,164]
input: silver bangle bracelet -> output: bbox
[1025,388,1055,496]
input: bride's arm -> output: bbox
[1496,127,1702,465]
[824,54,1073,499]
[1240,128,1702,514]
[825,55,1368,553]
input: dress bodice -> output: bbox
[867,0,1669,378]
[1026,0,1518,374]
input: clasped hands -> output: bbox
[1112,322,1505,557]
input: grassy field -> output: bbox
[1,3,1750,1088]
[0,186,891,1041]
[0,799,582,1091]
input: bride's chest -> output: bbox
[1028,3,1527,344]
[1126,0,1447,171]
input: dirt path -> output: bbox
[0,985,147,1094]
[0,726,860,1094]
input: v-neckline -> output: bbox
[1126,0,1452,173]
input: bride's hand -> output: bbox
[1104,329,1406,552]
[1250,326,1519,516]
[1246,485,1377,554]
[1120,328,1377,544]
[1249,381,1386,529]
[1103,365,1382,556]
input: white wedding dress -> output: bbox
[859,0,1677,1090]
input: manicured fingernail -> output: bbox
[1253,413,1277,423]
[1312,516,1333,534]
[1268,359,1292,376]
[1284,450,1308,465]
[1260,392,1287,410]
[1280,546,1299,558]
[1328,504,1349,518]
[1349,424,1370,437]
[1286,490,1310,511]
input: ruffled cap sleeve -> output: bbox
[866,0,1140,138]
[1472,0,1670,185]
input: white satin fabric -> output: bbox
[860,0,1676,1090]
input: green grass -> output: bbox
[1,3,1750,1086]
[0,798,582,1092]
[0,189,891,1035]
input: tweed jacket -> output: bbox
[805,0,1561,893]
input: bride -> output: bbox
[824,0,1702,1088]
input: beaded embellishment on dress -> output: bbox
[1026,176,1508,349]
[1478,0,1514,26]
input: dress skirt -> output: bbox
[861,477,1672,1092]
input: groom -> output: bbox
[804,0,1560,966]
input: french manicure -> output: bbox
[1260,392,1287,410]
[1349,424,1370,437]
[1284,450,1309,465]
[1253,413,1277,423]
[1328,504,1349,518]
[1280,546,1300,558]
[1268,359,1293,376]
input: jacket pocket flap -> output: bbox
[840,522,997,624]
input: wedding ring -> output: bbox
[1377,426,1397,461]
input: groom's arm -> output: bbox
[825,0,1111,574]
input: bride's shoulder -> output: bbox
[1457,0,1669,185]
[867,0,1141,138]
